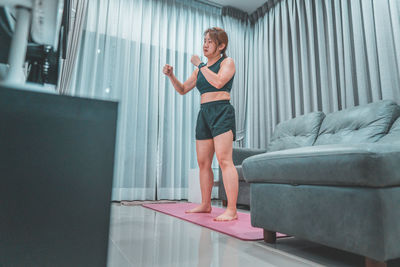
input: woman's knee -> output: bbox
[197,159,212,169]
[217,157,233,169]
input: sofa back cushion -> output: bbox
[314,100,400,146]
[378,117,400,143]
[267,111,325,152]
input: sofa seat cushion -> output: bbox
[242,143,400,187]
[235,165,245,181]
[232,148,267,165]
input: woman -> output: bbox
[162,27,238,221]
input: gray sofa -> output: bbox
[218,106,324,207]
[239,100,400,267]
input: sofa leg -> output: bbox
[263,229,276,244]
[222,200,227,207]
[365,257,387,267]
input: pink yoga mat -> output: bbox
[142,202,286,241]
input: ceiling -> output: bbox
[206,0,267,14]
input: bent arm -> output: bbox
[200,58,235,89]
[169,69,198,95]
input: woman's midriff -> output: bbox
[200,91,230,104]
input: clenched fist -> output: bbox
[163,64,173,77]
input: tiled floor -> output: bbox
[107,202,400,267]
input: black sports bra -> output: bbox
[196,57,234,95]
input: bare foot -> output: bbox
[213,209,238,221]
[185,204,212,213]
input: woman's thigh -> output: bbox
[213,131,233,164]
[196,139,215,167]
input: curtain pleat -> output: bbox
[58,0,88,94]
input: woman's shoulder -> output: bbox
[221,57,235,66]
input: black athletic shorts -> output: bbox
[195,100,236,141]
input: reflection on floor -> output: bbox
[107,201,400,267]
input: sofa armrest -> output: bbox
[233,147,267,166]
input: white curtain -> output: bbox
[68,0,247,200]
[245,0,400,148]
